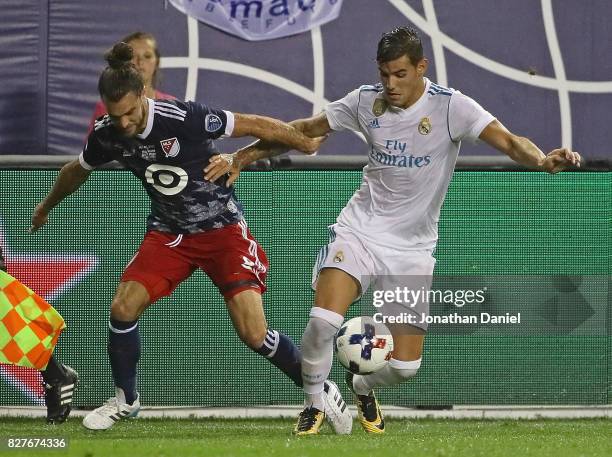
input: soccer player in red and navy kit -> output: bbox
[30,41,325,430]
[87,31,176,134]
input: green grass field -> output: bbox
[0,417,611,457]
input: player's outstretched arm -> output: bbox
[231,113,328,154]
[205,113,331,185]
[479,120,581,173]
[30,159,92,233]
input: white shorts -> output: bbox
[312,223,436,330]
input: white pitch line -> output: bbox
[387,0,612,93]
[541,0,572,149]
[185,16,200,102]
[422,0,447,87]
[311,26,326,115]
[3,405,612,419]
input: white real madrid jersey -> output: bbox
[324,78,495,251]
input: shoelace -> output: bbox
[296,408,320,431]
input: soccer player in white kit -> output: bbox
[204,27,581,435]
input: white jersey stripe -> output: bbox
[94,119,112,131]
[155,104,186,118]
[238,220,267,283]
[154,110,185,122]
[156,101,187,116]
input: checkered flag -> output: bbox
[0,270,65,370]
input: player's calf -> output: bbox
[253,328,303,387]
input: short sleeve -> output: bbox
[182,101,233,140]
[448,91,496,143]
[324,89,361,132]
[79,132,113,170]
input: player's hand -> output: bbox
[29,203,49,233]
[302,135,328,155]
[541,148,582,174]
[204,153,241,187]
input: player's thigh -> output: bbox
[373,249,436,334]
[121,231,195,305]
[312,224,375,315]
[225,289,267,349]
[314,267,360,316]
[200,221,269,299]
[110,280,152,321]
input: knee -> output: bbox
[389,358,422,381]
[303,308,344,351]
[110,296,140,322]
[238,326,268,351]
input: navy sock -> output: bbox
[41,354,66,383]
[108,318,140,404]
[256,329,303,387]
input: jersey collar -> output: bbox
[137,98,155,139]
[390,77,430,115]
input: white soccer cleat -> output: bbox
[82,388,140,430]
[323,380,352,434]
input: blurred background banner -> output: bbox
[168,0,344,41]
[0,169,609,407]
[1,0,611,158]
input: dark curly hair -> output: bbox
[97,42,144,102]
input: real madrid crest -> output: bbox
[418,117,432,135]
[372,98,388,117]
[333,251,344,263]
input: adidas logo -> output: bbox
[368,118,380,129]
[60,383,75,405]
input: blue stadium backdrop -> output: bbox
[1,0,611,159]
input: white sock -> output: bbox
[301,307,344,410]
[304,391,326,411]
[353,358,422,395]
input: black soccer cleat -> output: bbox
[44,365,79,424]
[345,371,385,434]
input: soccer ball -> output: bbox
[334,316,394,375]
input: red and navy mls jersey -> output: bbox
[79,98,243,234]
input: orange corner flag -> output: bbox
[0,270,66,370]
